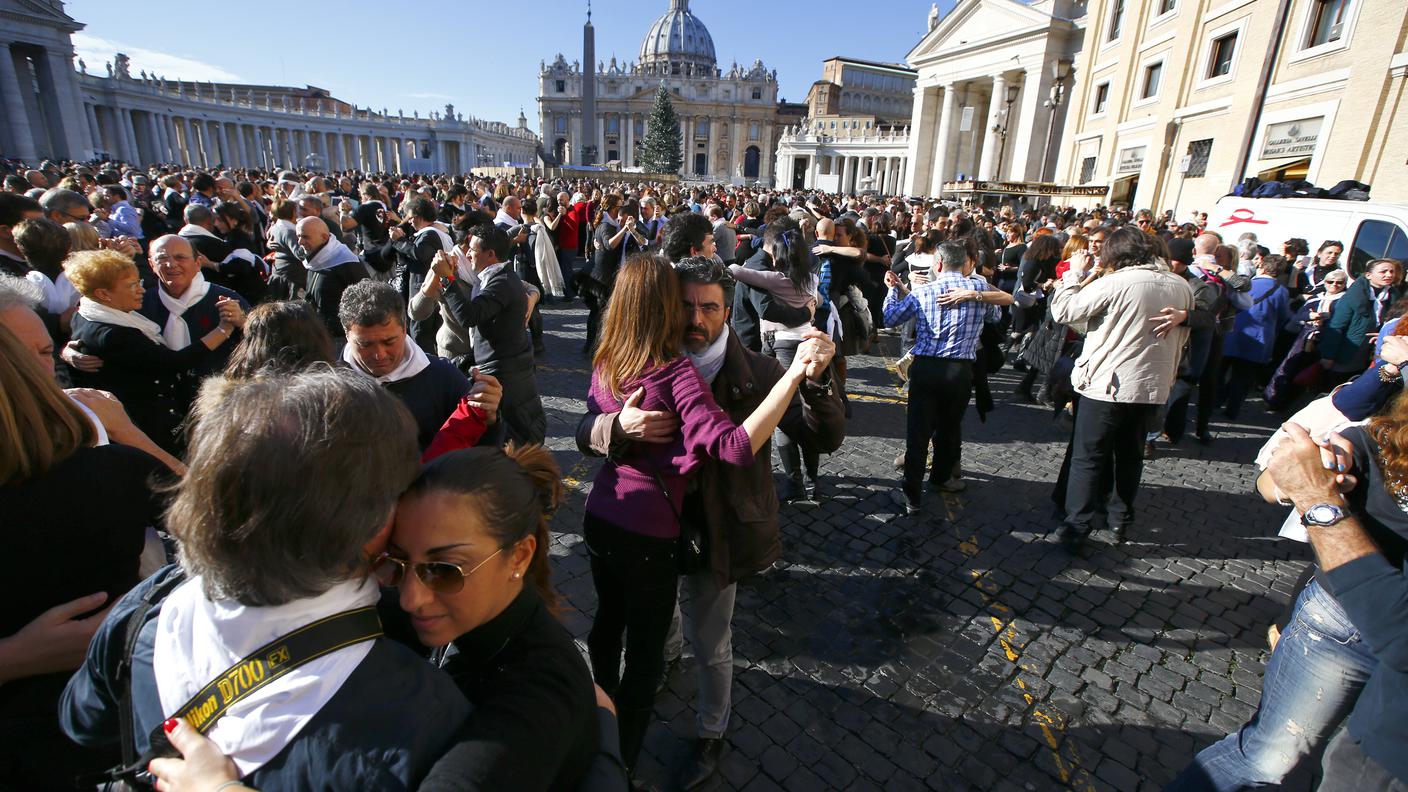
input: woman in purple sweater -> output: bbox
[585,253,814,774]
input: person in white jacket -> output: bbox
[1048,227,1194,551]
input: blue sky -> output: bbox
[65,0,954,134]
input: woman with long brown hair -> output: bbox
[583,253,816,775]
[0,323,168,785]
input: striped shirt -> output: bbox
[882,271,999,360]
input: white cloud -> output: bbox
[407,92,454,101]
[72,32,243,83]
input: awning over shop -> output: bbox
[941,180,1108,198]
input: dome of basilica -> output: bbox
[638,0,716,72]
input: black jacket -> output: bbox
[306,261,367,339]
[417,588,598,792]
[441,265,534,376]
[138,282,248,378]
[730,248,816,353]
[69,315,219,452]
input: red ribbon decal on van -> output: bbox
[1220,208,1269,227]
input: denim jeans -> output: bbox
[1165,577,1378,791]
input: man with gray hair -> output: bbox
[38,188,92,227]
[883,241,1014,513]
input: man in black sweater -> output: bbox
[338,280,502,450]
[385,196,453,353]
[297,217,367,341]
[439,223,545,446]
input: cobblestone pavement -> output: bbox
[532,301,1310,791]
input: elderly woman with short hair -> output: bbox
[66,249,243,451]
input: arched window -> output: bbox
[743,145,761,178]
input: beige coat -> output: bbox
[1050,264,1194,405]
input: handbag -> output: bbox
[645,458,706,575]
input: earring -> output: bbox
[513,572,522,579]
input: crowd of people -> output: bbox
[0,153,1405,792]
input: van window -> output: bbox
[1350,219,1408,278]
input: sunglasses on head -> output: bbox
[370,548,502,594]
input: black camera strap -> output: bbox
[101,605,382,786]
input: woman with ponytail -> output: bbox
[373,444,604,791]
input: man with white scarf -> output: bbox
[137,235,249,377]
[296,217,367,341]
[575,257,844,791]
[338,279,503,451]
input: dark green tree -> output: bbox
[639,84,683,175]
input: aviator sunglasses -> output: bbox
[370,548,503,594]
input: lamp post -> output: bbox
[992,83,1020,180]
[1041,60,1071,183]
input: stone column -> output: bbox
[39,47,89,160]
[682,117,693,173]
[153,114,169,162]
[929,84,958,196]
[902,85,938,196]
[380,137,392,172]
[115,108,136,164]
[84,102,102,156]
[0,44,37,162]
[1007,66,1051,182]
[839,155,851,194]
[224,122,240,167]
[979,74,1008,181]
[622,114,632,166]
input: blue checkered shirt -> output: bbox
[882,271,999,360]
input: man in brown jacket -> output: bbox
[576,256,845,790]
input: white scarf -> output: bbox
[152,576,379,776]
[415,224,455,255]
[179,223,223,241]
[341,334,431,384]
[301,235,362,273]
[156,272,210,349]
[77,297,166,346]
[686,328,730,385]
[493,208,522,230]
[533,219,566,297]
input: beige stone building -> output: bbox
[1055,0,1408,213]
[774,57,916,192]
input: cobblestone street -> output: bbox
[533,302,1309,792]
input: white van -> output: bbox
[1207,196,1408,277]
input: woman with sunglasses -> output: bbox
[372,444,603,791]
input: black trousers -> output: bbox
[494,366,546,446]
[1063,398,1155,534]
[1195,332,1226,434]
[584,513,679,767]
[903,356,972,499]
[769,338,819,480]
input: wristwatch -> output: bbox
[1301,502,1350,528]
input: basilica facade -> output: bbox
[537,0,780,185]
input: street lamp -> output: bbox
[1041,60,1071,183]
[992,83,1020,180]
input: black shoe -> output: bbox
[1196,430,1214,446]
[803,471,820,501]
[1055,524,1086,553]
[675,737,725,791]
[891,488,921,515]
[1112,524,1130,543]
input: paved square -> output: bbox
[534,303,1308,791]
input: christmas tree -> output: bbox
[639,85,683,175]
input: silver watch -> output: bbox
[1300,502,1349,528]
